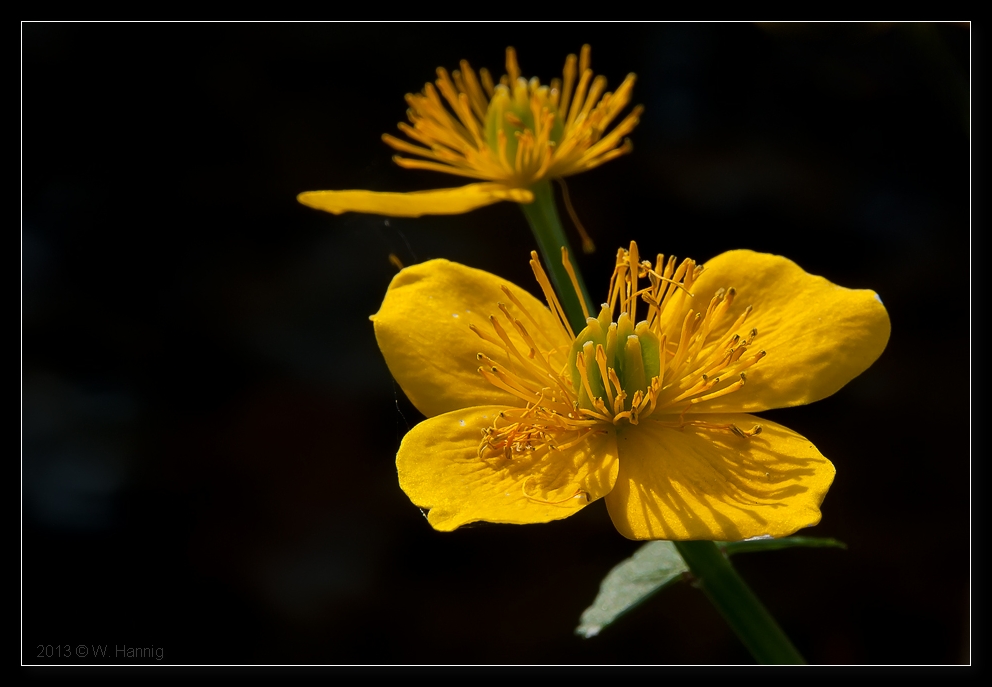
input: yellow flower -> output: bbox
[371,243,890,541]
[297,45,641,218]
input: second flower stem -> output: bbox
[518,181,592,335]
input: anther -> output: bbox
[731,423,762,438]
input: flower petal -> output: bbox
[606,414,835,541]
[372,259,568,418]
[297,183,533,217]
[398,406,619,531]
[687,250,891,413]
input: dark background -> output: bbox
[22,22,971,665]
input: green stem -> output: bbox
[675,541,805,664]
[518,180,594,333]
[520,186,802,664]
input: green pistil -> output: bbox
[569,306,662,414]
[484,81,564,164]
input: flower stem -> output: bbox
[674,540,805,664]
[518,181,594,333]
[520,187,803,664]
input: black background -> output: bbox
[23,22,971,665]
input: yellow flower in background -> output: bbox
[371,244,890,541]
[298,45,641,218]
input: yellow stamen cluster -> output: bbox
[384,45,642,189]
[474,243,766,462]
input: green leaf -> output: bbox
[575,536,846,639]
[720,536,847,556]
[575,541,688,638]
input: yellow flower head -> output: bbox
[372,244,890,541]
[298,45,641,218]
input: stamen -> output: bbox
[574,348,599,409]
[476,353,543,397]
[606,367,624,405]
[689,373,747,405]
[656,333,667,392]
[560,246,589,320]
[591,395,611,417]
[668,310,702,378]
[613,410,633,424]
[669,374,721,404]
[499,285,548,341]
[565,58,594,129]
[729,345,748,364]
[627,241,639,322]
[456,61,489,120]
[594,344,615,408]
[521,476,589,505]
[505,316,556,374]
[628,389,645,413]
[490,365,542,396]
[578,75,609,125]
[489,314,533,370]
[469,323,505,348]
[479,67,495,98]
[658,418,762,439]
[505,46,521,84]
[607,248,626,314]
[575,405,613,423]
[478,366,541,404]
[730,423,762,439]
[559,52,578,117]
[504,112,525,129]
[529,251,575,339]
[556,178,596,254]
[726,306,754,339]
[513,129,527,174]
[550,430,600,453]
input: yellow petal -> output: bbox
[398,406,619,531]
[372,258,568,418]
[606,415,835,541]
[687,250,891,413]
[297,183,533,217]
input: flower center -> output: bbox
[472,243,767,463]
[566,244,768,432]
[569,307,661,423]
[484,78,565,175]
